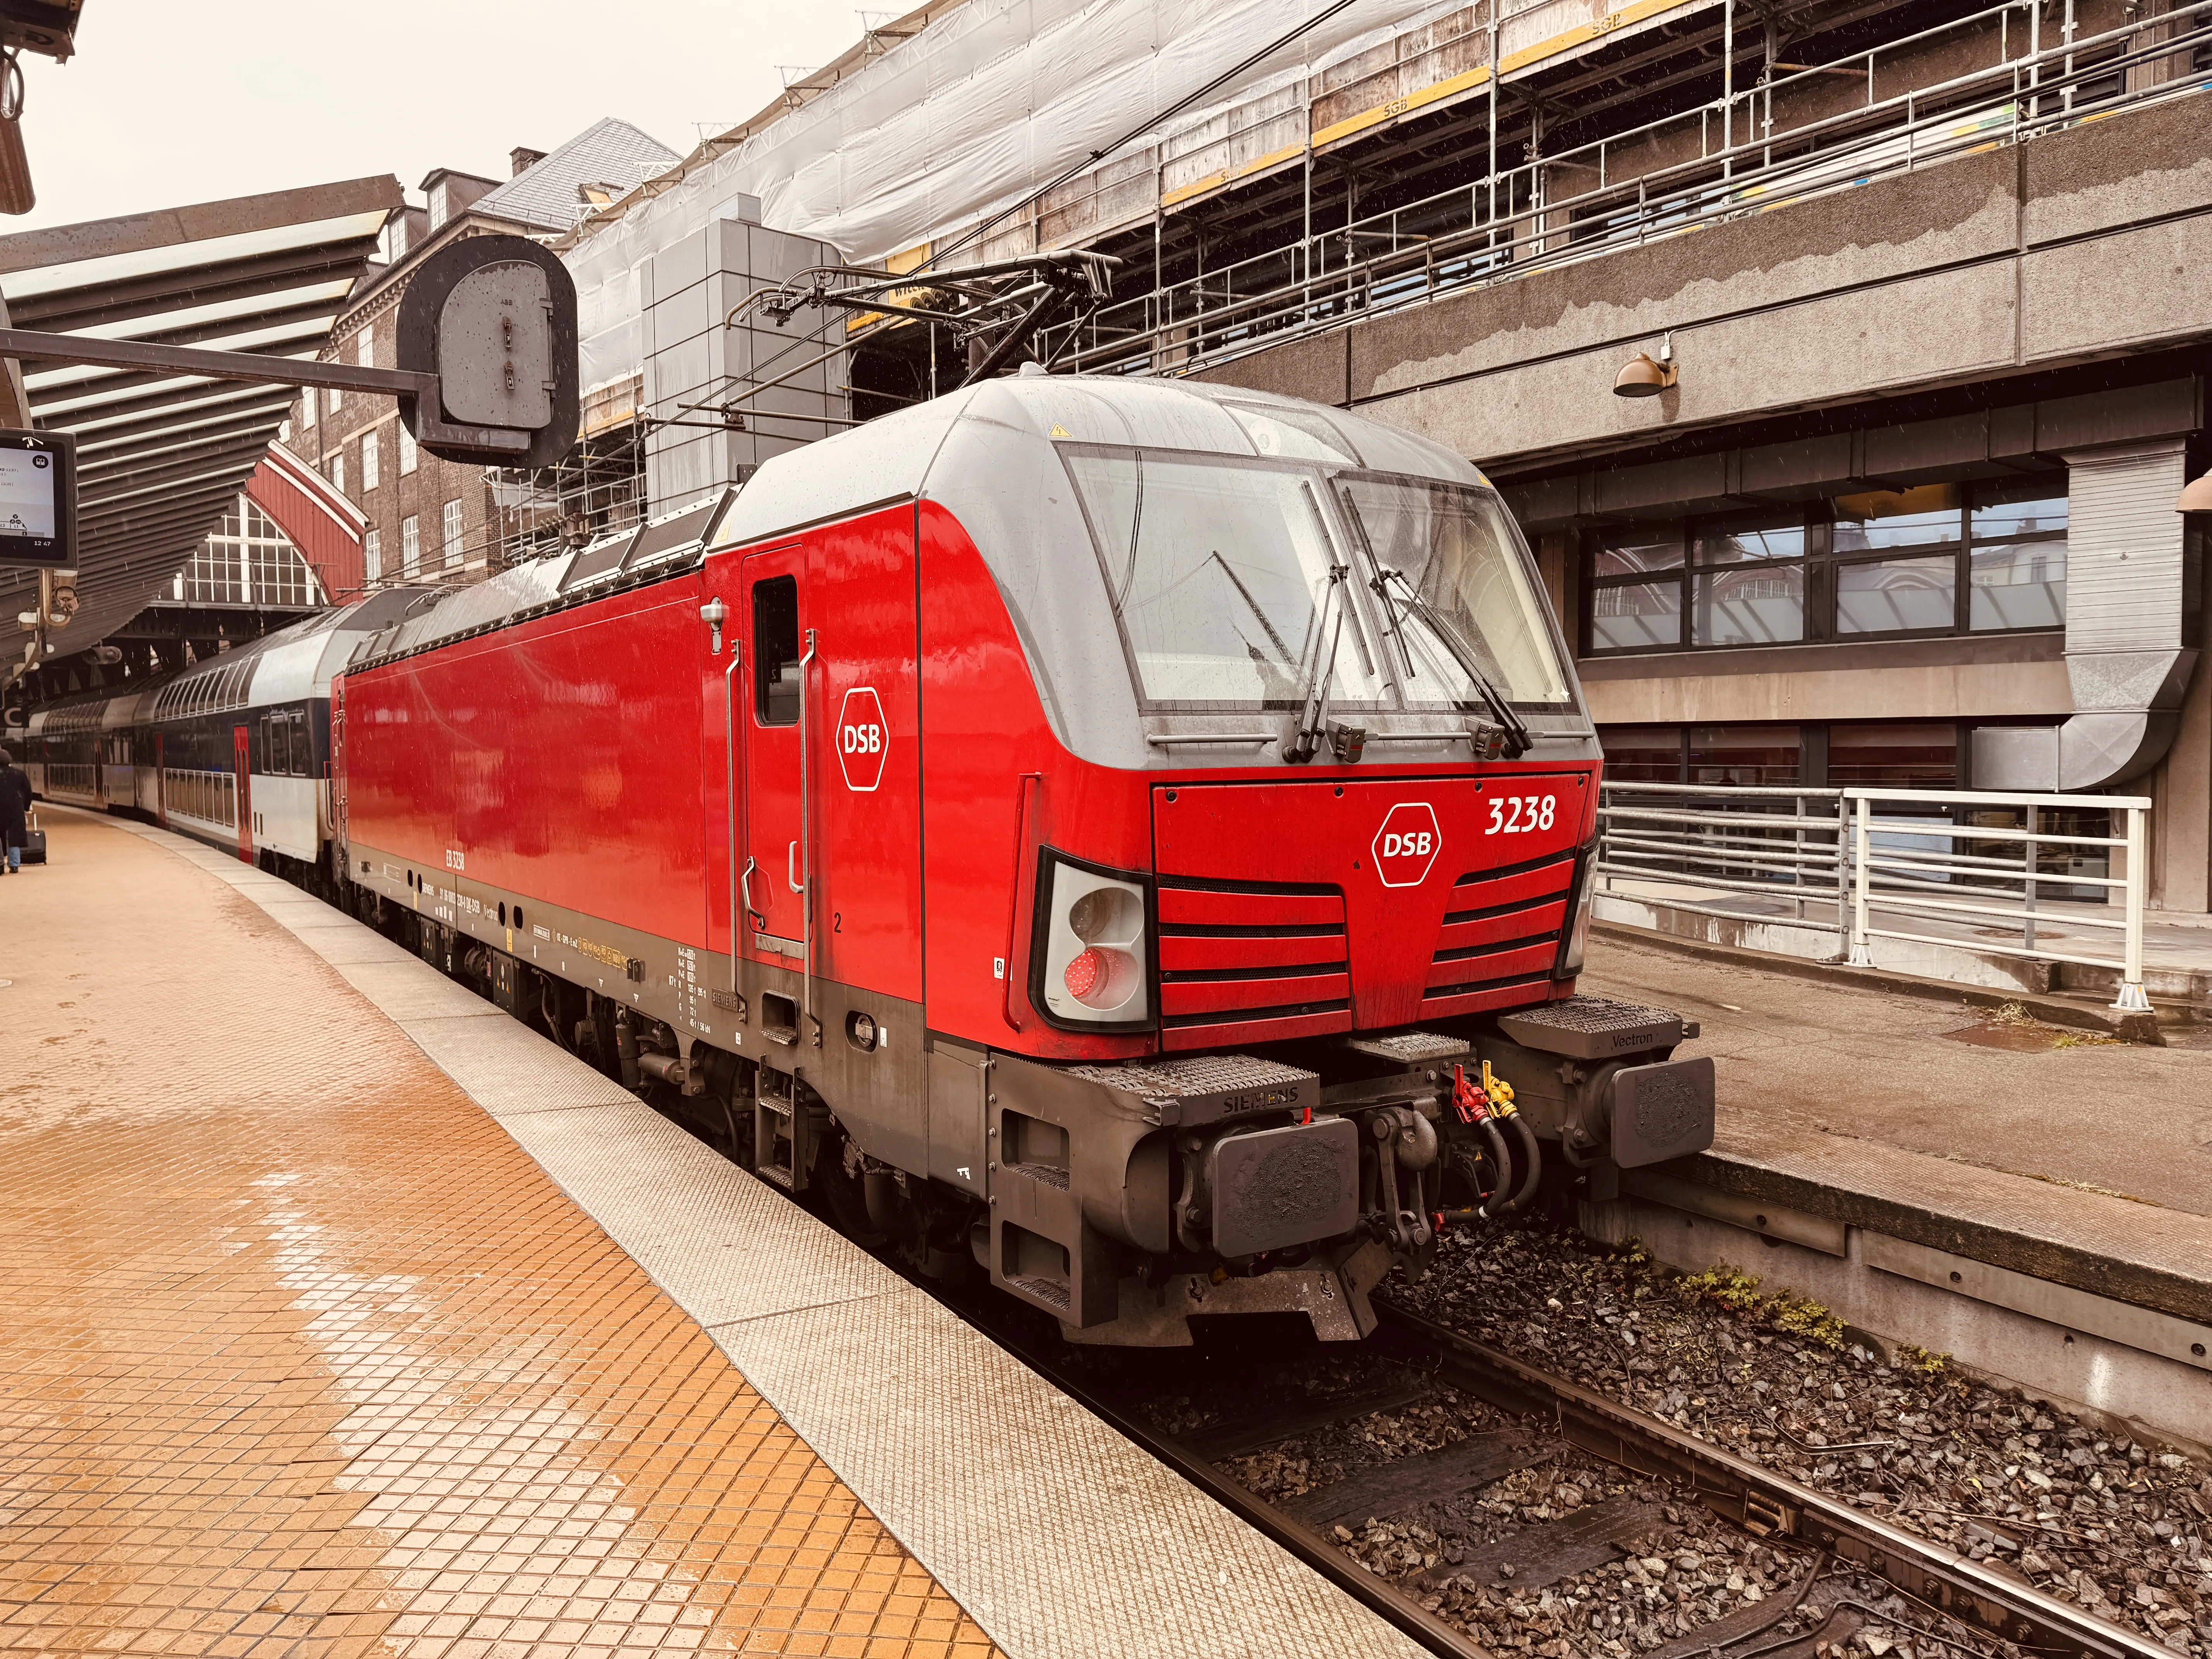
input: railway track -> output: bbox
[997,1293,2171,1659]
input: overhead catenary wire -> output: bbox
[708,0,1365,413]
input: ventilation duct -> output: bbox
[1974,441,2202,792]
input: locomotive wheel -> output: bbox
[811,1125,888,1252]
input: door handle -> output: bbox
[726,652,744,986]
[788,838,804,894]
[740,855,758,927]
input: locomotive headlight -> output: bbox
[1553,842,1599,980]
[1034,850,1153,1029]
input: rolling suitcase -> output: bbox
[20,807,45,865]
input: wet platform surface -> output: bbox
[2,816,1001,1659]
[2,810,1422,1659]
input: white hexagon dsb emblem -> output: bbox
[836,686,888,792]
[1371,801,1442,888]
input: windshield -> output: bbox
[1340,477,1573,710]
[1065,450,1386,708]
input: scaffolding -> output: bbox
[1029,0,2212,381]
[488,417,647,572]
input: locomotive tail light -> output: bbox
[1034,851,1154,1029]
[1554,842,1600,979]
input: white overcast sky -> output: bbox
[11,0,871,232]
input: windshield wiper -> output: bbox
[1284,559,1353,764]
[1370,566,1533,759]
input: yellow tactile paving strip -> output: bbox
[0,814,1004,1659]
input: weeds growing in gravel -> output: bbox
[1677,1262,1846,1349]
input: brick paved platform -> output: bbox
[1,810,1422,1659]
[1,815,1003,1659]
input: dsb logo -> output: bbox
[1370,802,1442,888]
[836,686,889,792]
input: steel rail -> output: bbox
[1375,1300,2165,1659]
[965,1313,1488,1659]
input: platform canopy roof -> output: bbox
[0,174,402,655]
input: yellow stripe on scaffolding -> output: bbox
[1311,0,1699,153]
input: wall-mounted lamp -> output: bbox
[2177,471,2212,514]
[1613,332,1678,398]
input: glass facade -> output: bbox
[1583,471,2067,655]
[1599,721,1960,790]
[1827,722,1957,789]
[181,496,324,608]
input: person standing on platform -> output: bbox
[0,746,29,874]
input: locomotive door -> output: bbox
[233,724,252,862]
[741,547,812,967]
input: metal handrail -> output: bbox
[1596,781,2157,1012]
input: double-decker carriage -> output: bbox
[332,371,1714,1343]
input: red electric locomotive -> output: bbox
[333,371,1713,1344]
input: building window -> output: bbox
[357,326,374,369]
[184,495,324,607]
[1690,724,1802,786]
[1831,484,1959,635]
[364,527,381,583]
[442,498,464,568]
[1597,724,1687,782]
[361,429,379,492]
[1688,514,1807,647]
[1582,472,2067,655]
[1598,721,1958,791]
[301,392,316,429]
[399,422,417,475]
[1966,476,2068,630]
[1827,721,1956,789]
[327,384,341,414]
[402,514,420,577]
[331,452,345,496]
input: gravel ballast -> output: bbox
[1387,1219,2212,1655]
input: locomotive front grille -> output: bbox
[1156,877,1353,1052]
[1420,848,1577,1016]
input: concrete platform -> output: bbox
[0,809,1425,1659]
[1580,935,2212,1451]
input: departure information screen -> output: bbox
[0,430,72,566]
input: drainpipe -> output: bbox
[1975,440,2201,790]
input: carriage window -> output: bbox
[753,575,800,726]
[1064,451,1386,708]
[289,711,310,777]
